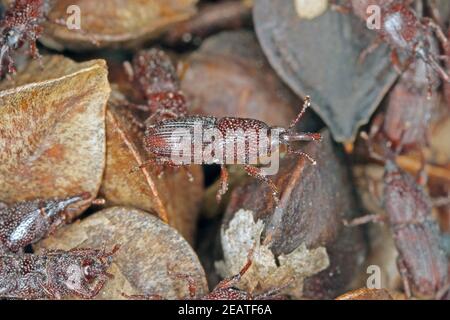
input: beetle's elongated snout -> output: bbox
[280,131,322,143]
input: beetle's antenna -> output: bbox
[288,96,311,130]
[281,96,322,142]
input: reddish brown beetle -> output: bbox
[0,193,92,254]
[126,49,322,203]
[0,0,98,78]
[333,0,449,85]
[347,142,449,299]
[0,0,50,77]
[0,245,119,299]
[123,48,188,123]
[0,194,118,299]
[142,97,322,203]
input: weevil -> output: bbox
[0,245,119,299]
[346,145,449,299]
[367,33,440,184]
[0,0,51,77]
[0,193,92,254]
[0,0,98,78]
[123,252,289,300]
[142,96,322,203]
[125,49,322,203]
[332,0,449,86]
[123,49,188,124]
[0,194,118,299]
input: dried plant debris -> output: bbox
[19,0,199,51]
[253,0,398,143]
[35,207,208,300]
[225,131,366,298]
[0,55,110,218]
[215,209,330,299]
[100,93,204,243]
[181,31,301,128]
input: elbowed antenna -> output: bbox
[281,95,322,142]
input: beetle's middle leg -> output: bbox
[243,165,280,204]
[216,165,229,202]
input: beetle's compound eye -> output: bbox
[82,259,96,281]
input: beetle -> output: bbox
[0,0,50,77]
[125,49,322,203]
[123,48,188,124]
[0,193,93,254]
[367,32,440,184]
[0,0,99,78]
[0,245,119,299]
[141,96,322,203]
[332,0,449,86]
[346,141,449,299]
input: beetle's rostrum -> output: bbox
[0,193,91,254]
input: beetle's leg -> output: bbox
[243,165,280,204]
[216,165,229,203]
[422,17,448,50]
[426,0,444,28]
[121,293,164,300]
[432,196,450,207]
[28,25,43,62]
[416,149,428,186]
[121,108,146,130]
[397,258,412,299]
[329,0,352,14]
[123,61,134,81]
[37,278,61,300]
[436,282,450,300]
[167,267,197,298]
[254,278,294,300]
[287,145,317,165]
[390,49,405,74]
[214,250,253,291]
[343,214,387,227]
[127,103,152,114]
[146,109,180,125]
[358,36,383,65]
